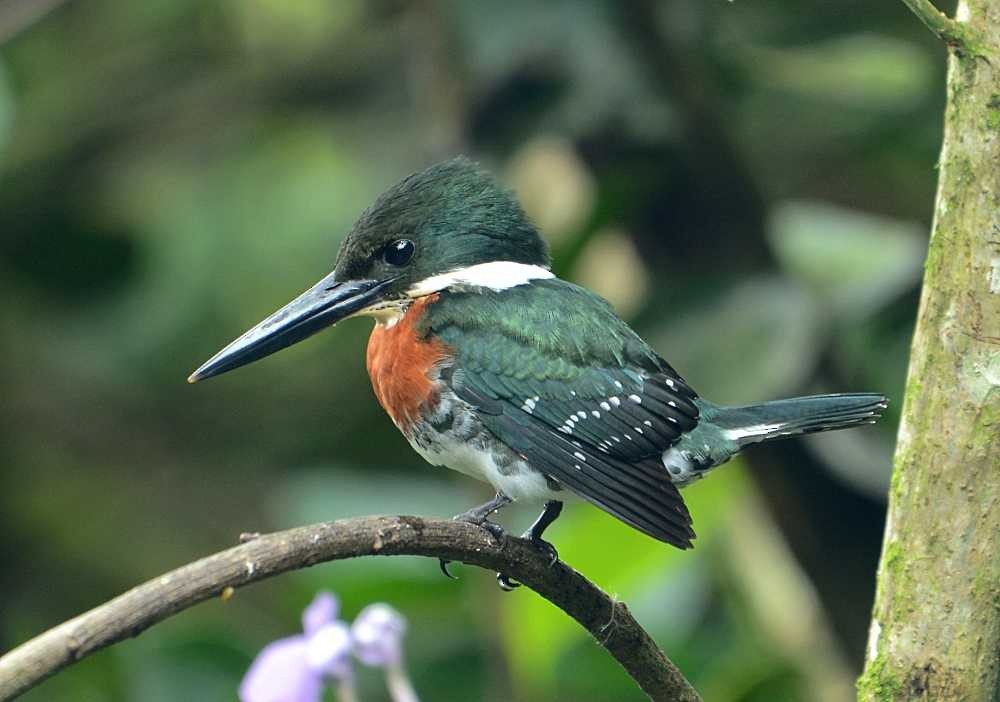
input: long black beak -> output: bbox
[188,272,398,383]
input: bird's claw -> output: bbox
[441,493,515,584]
[494,534,560,592]
[439,521,507,582]
[497,572,521,590]
[439,558,459,580]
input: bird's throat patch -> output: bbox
[366,294,450,431]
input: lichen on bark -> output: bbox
[858,2,1000,700]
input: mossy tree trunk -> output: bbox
[858,2,1000,700]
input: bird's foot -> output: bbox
[452,494,512,530]
[439,520,507,580]
[439,493,512,581]
[440,517,507,581]
[451,492,511,543]
[528,534,560,567]
[495,530,561,591]
[452,506,509,543]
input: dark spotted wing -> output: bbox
[426,281,703,547]
[450,365,699,547]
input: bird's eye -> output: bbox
[383,239,415,266]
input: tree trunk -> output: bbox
[858,2,1000,700]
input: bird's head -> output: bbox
[188,157,550,382]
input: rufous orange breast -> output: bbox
[366,294,451,431]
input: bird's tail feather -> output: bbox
[712,393,887,447]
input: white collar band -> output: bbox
[407,261,554,297]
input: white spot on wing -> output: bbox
[573,451,587,462]
[600,401,611,411]
[591,410,601,418]
[610,396,621,407]
[629,394,642,404]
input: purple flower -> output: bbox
[351,604,418,702]
[239,637,322,702]
[302,592,338,636]
[351,604,407,667]
[239,592,354,702]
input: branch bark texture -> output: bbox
[900,0,981,50]
[860,2,1000,699]
[0,516,700,702]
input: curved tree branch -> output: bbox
[900,0,990,56]
[902,0,963,41]
[0,516,700,702]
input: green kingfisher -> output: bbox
[189,157,887,588]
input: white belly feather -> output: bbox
[409,435,569,502]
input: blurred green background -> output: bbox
[0,1,940,700]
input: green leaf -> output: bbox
[746,35,935,112]
[768,200,925,318]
